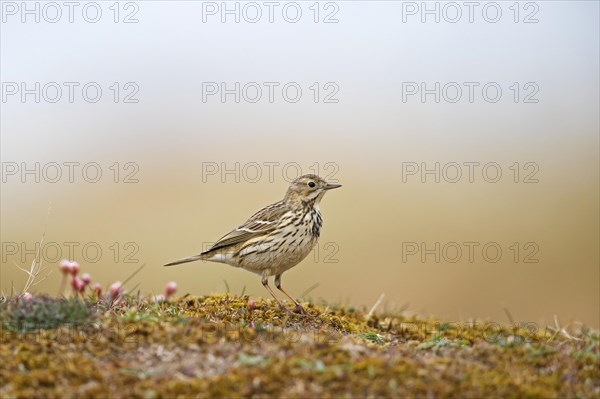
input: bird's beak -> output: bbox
[324,183,342,190]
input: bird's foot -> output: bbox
[293,304,309,316]
[278,303,293,315]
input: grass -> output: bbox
[0,295,94,332]
[0,293,598,398]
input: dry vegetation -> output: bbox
[1,293,598,398]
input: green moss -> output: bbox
[0,295,94,331]
[0,294,598,398]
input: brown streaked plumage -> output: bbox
[164,174,341,313]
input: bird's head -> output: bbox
[284,174,341,205]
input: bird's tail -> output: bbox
[164,253,206,267]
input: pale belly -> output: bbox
[239,231,317,276]
[208,223,318,276]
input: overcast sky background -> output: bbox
[2,1,599,327]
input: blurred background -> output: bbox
[1,1,598,327]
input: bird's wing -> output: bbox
[203,201,290,253]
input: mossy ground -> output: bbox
[1,294,598,398]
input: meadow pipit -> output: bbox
[164,174,341,313]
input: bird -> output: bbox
[164,174,341,314]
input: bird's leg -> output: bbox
[274,274,308,315]
[261,275,291,314]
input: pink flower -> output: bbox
[69,261,80,276]
[164,281,177,299]
[81,273,91,286]
[109,281,123,300]
[71,276,84,293]
[22,292,33,301]
[92,283,102,296]
[59,259,71,274]
[248,299,256,311]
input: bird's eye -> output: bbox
[308,181,316,188]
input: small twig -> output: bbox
[15,204,53,295]
[31,270,52,286]
[550,315,584,342]
[367,293,385,319]
[129,283,141,294]
[121,263,146,287]
[546,326,561,344]
[300,283,320,299]
[503,307,515,325]
[14,263,34,275]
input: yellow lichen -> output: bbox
[0,294,598,398]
